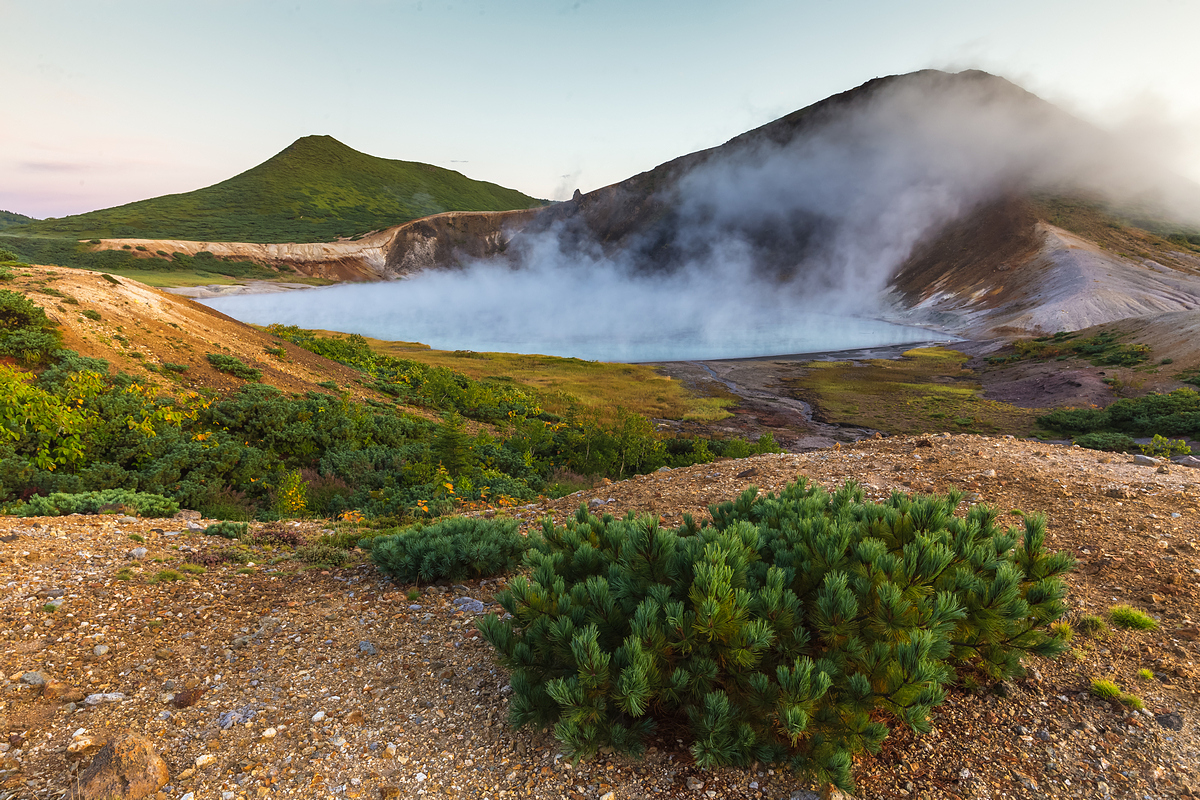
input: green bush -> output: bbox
[1073,432,1137,453]
[204,521,248,539]
[82,309,102,321]
[12,489,179,517]
[478,481,1073,790]
[1090,678,1121,700]
[371,516,528,583]
[296,540,350,567]
[1139,434,1191,458]
[0,290,62,365]
[206,353,262,381]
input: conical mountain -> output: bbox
[18,135,543,243]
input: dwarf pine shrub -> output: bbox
[370,516,528,584]
[13,489,178,517]
[204,521,248,540]
[478,480,1074,791]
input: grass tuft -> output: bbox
[1109,605,1157,630]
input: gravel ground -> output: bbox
[2,435,1199,799]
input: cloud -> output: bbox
[20,161,92,173]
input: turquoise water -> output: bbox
[204,279,942,362]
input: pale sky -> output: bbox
[3,0,1200,219]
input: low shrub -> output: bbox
[1109,605,1156,630]
[296,540,349,567]
[371,516,528,584]
[478,481,1073,790]
[206,353,262,381]
[1090,678,1121,700]
[1139,434,1191,458]
[204,521,248,540]
[252,524,306,549]
[1076,614,1106,636]
[13,489,178,517]
[1073,432,1136,453]
[198,486,255,521]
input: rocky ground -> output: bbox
[2,436,1199,800]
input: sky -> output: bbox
[4,0,1200,220]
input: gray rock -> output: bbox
[357,640,378,657]
[452,597,488,614]
[217,706,257,729]
[84,692,126,705]
[1133,454,1160,466]
[93,645,110,657]
[1173,455,1200,469]
[129,547,148,560]
[185,521,205,533]
[588,498,607,509]
[35,587,65,598]
[117,515,138,524]
[20,671,48,686]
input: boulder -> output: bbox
[70,735,168,800]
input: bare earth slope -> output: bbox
[2,437,1198,799]
[9,266,386,401]
[87,208,544,284]
[892,214,1200,339]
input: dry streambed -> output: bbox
[1,437,1200,799]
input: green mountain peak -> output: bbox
[17,137,543,244]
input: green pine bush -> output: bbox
[370,516,528,583]
[1073,432,1137,453]
[13,489,179,517]
[206,353,262,381]
[204,521,248,539]
[478,480,1074,791]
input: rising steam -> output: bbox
[208,70,1199,361]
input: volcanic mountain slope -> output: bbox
[69,69,1200,344]
[888,196,1200,339]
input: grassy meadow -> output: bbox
[328,334,736,424]
[788,347,1046,437]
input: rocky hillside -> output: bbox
[2,436,1198,799]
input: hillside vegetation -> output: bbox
[0,264,778,523]
[10,135,544,244]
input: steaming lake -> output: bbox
[202,280,943,363]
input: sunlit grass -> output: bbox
[351,334,733,424]
[787,347,1045,436]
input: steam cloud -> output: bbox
[208,71,1199,361]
